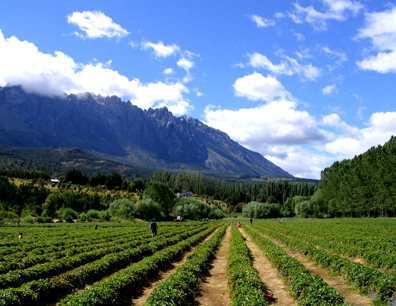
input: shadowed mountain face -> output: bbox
[0,86,292,178]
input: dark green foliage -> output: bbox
[57,208,78,222]
[42,192,102,217]
[135,198,162,220]
[312,136,396,217]
[89,173,123,189]
[143,182,175,215]
[109,198,135,220]
[64,169,88,185]
[242,202,281,218]
[174,198,225,220]
[150,171,316,206]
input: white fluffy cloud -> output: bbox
[248,52,321,81]
[141,41,180,58]
[324,112,396,158]
[357,7,396,73]
[233,73,289,102]
[204,100,325,146]
[322,84,337,95]
[291,0,363,30]
[0,30,191,115]
[204,71,396,178]
[67,11,128,39]
[250,15,275,28]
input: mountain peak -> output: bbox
[0,86,292,178]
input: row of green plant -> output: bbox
[58,226,217,306]
[244,225,346,305]
[0,227,144,258]
[0,225,198,289]
[259,220,396,273]
[0,228,158,274]
[254,224,396,303]
[0,225,209,306]
[144,226,227,305]
[227,226,268,305]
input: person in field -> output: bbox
[250,217,253,224]
[150,220,158,236]
[18,232,23,240]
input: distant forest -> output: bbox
[150,171,316,206]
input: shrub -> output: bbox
[109,198,135,220]
[57,207,79,222]
[242,201,281,218]
[135,198,162,220]
[86,209,101,220]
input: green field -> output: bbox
[0,219,395,305]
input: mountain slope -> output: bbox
[0,86,292,178]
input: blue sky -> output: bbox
[0,0,395,178]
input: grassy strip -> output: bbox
[58,226,217,306]
[255,224,395,304]
[228,226,268,306]
[144,225,227,306]
[0,226,208,306]
[244,225,346,306]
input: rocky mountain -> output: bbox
[0,86,292,178]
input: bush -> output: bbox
[242,201,281,218]
[209,208,226,219]
[42,191,102,217]
[57,207,79,222]
[135,198,162,220]
[21,215,35,224]
[174,198,210,220]
[109,198,135,220]
[86,209,101,220]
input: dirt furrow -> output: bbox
[257,231,373,306]
[131,228,219,306]
[196,226,231,306]
[239,228,296,306]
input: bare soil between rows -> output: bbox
[239,228,296,306]
[196,226,231,306]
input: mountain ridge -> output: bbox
[0,85,292,178]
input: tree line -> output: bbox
[306,136,396,217]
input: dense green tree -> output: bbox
[143,182,175,215]
[64,169,88,185]
[311,136,396,217]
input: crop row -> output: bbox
[0,225,198,289]
[144,225,227,305]
[58,226,218,306]
[227,226,268,306]
[0,225,211,306]
[244,225,346,306]
[0,227,147,257]
[254,224,395,303]
[263,220,395,272]
[0,227,167,274]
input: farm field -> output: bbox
[0,219,395,306]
